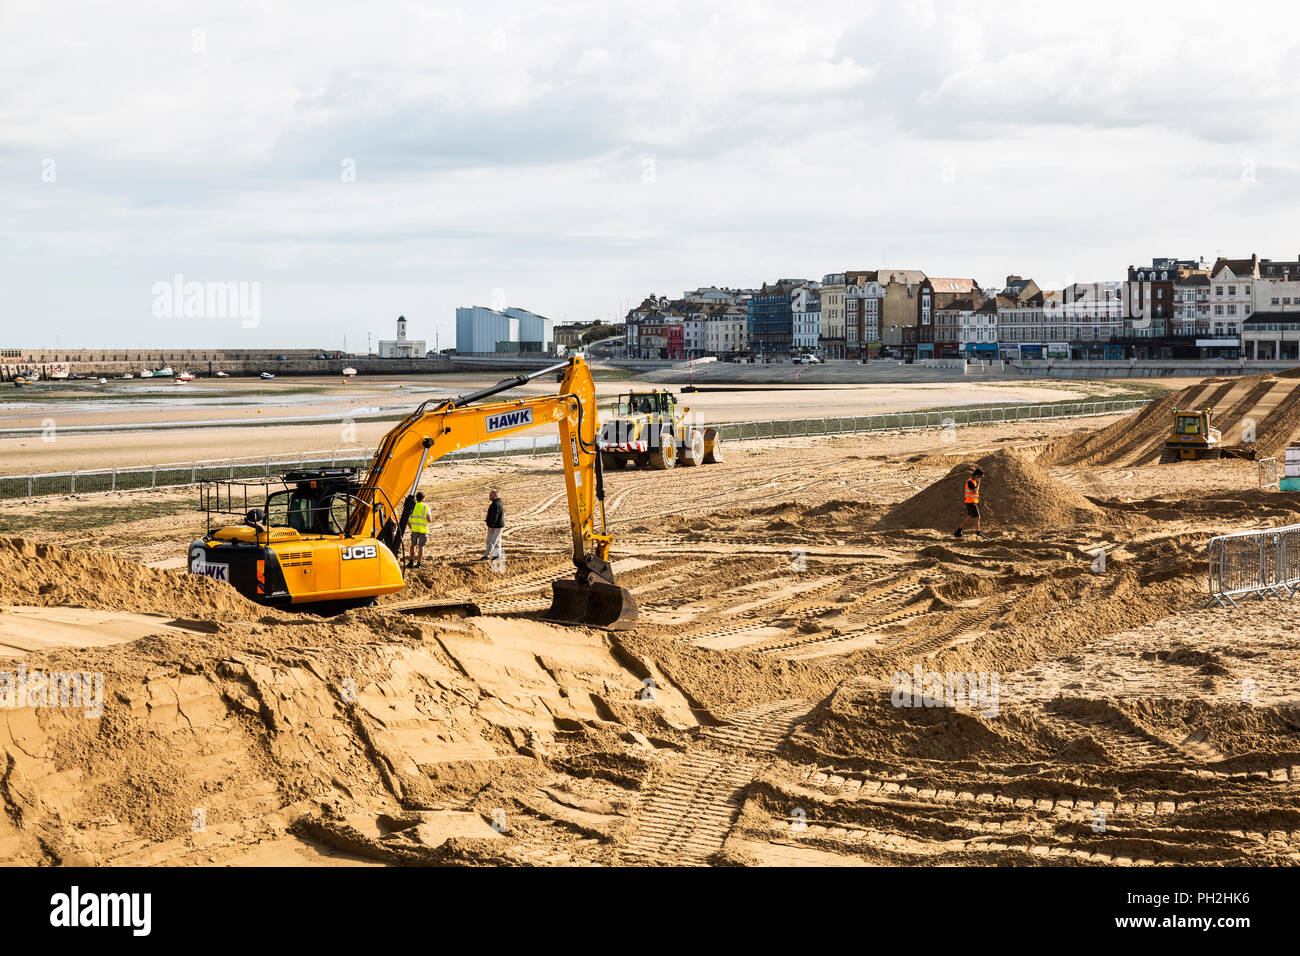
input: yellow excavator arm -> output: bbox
[350,358,628,616]
[351,358,606,560]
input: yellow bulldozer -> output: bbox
[1159,407,1254,463]
[187,356,638,629]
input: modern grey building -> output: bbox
[455,306,554,355]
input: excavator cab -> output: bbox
[619,390,674,420]
[266,470,361,534]
[190,467,405,610]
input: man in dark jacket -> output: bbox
[482,489,505,562]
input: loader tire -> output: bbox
[703,428,723,464]
[651,433,677,470]
[680,430,705,466]
[601,452,627,470]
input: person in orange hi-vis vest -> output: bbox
[955,467,985,539]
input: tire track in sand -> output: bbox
[620,700,811,863]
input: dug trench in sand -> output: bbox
[3,403,1300,866]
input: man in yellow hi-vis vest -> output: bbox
[407,491,430,568]
[954,467,985,539]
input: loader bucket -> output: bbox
[546,578,639,630]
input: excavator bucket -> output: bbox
[546,578,639,630]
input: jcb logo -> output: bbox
[342,544,377,561]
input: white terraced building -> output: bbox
[791,285,821,351]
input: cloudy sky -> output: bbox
[3,0,1299,348]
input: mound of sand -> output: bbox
[876,449,1102,532]
[0,536,259,619]
[786,679,1059,765]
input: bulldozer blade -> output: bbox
[546,579,639,631]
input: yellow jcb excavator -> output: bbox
[188,356,637,629]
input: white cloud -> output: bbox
[2,0,1299,347]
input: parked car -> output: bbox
[796,354,822,365]
[276,354,288,361]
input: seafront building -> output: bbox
[454,306,555,356]
[617,251,1300,362]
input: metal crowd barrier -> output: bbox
[1207,524,1300,607]
[1258,457,1280,490]
[0,398,1147,502]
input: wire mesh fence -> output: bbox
[0,397,1147,502]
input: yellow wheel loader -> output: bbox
[597,388,722,471]
[188,357,637,629]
